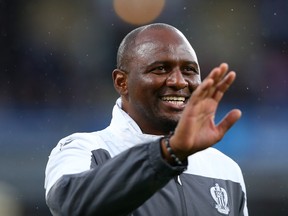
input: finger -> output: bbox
[213,71,236,102]
[215,63,229,83]
[206,63,228,81]
[190,77,214,102]
[199,68,220,99]
[191,63,231,103]
[206,63,229,97]
[217,71,236,92]
[217,109,242,136]
[211,63,229,83]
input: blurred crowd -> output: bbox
[1,0,287,110]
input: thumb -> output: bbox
[217,109,242,136]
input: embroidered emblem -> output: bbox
[210,183,230,215]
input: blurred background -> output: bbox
[1,0,287,215]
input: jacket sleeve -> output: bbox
[45,137,187,216]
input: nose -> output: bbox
[166,69,188,89]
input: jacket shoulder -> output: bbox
[186,147,244,182]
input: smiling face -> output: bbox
[113,25,201,135]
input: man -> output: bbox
[45,23,248,215]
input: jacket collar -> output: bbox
[109,98,161,144]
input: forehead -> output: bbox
[133,28,197,61]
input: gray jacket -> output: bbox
[45,99,248,216]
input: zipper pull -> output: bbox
[175,175,182,185]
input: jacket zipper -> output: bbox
[175,175,188,216]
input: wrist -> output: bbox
[160,133,186,166]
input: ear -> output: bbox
[112,69,128,95]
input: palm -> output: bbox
[170,63,241,158]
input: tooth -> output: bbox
[162,96,185,101]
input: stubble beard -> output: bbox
[156,115,179,134]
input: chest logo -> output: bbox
[210,183,230,215]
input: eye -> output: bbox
[156,66,165,71]
[182,66,199,75]
[150,65,168,74]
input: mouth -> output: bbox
[161,96,187,107]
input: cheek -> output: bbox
[127,76,151,101]
[187,76,201,90]
[131,75,165,92]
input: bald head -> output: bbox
[116,23,192,72]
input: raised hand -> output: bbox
[169,63,242,160]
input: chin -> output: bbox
[159,117,179,132]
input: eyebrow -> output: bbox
[148,60,199,68]
[145,60,200,74]
[183,61,199,68]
